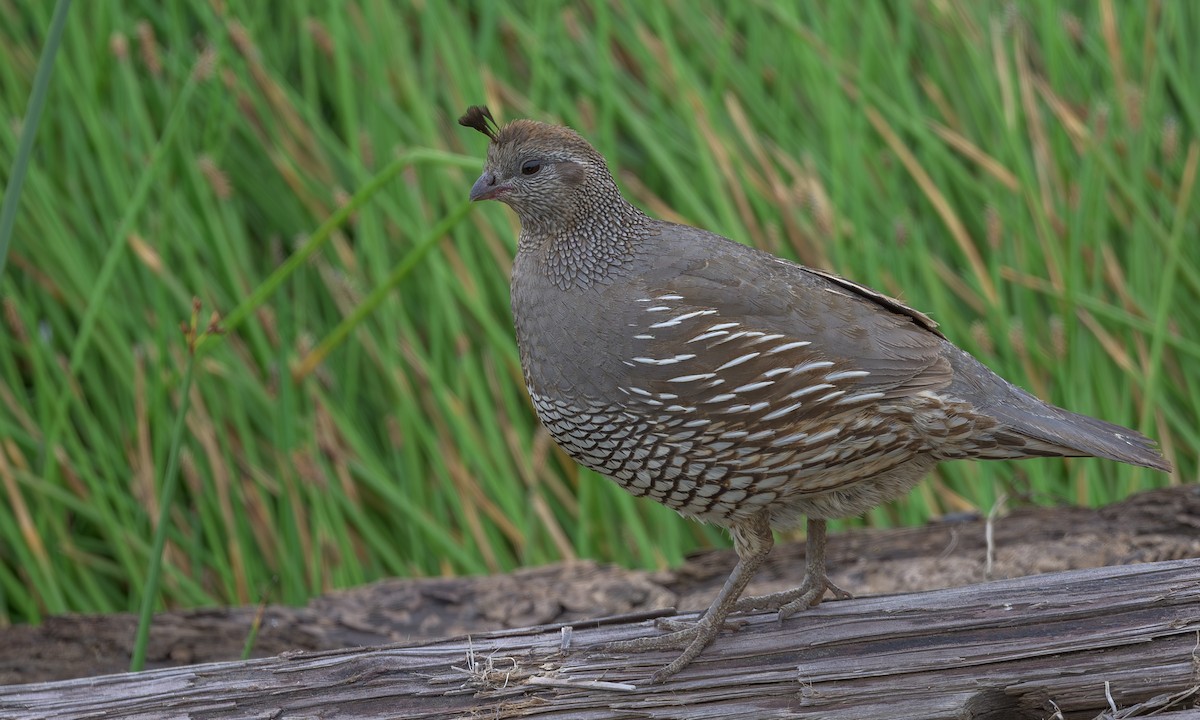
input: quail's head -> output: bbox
[458,105,617,227]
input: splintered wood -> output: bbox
[2,559,1198,720]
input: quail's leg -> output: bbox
[732,518,852,618]
[600,510,774,683]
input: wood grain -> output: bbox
[3,559,1199,719]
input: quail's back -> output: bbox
[459,105,1171,682]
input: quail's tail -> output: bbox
[947,350,1172,472]
[1001,402,1172,472]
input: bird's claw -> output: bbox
[732,572,853,618]
[653,615,747,634]
[599,616,727,683]
[777,576,852,619]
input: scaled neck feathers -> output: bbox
[517,174,654,290]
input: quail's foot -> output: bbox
[732,570,853,619]
[599,511,775,683]
[600,617,725,684]
[733,518,852,619]
[598,607,750,673]
[600,562,847,684]
[651,615,747,634]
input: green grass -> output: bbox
[0,1,1195,628]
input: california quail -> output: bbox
[458,105,1172,682]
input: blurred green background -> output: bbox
[0,1,1195,628]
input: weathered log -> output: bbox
[2,559,1198,720]
[4,485,1198,688]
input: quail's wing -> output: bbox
[598,226,953,427]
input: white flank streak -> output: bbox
[816,390,846,403]
[683,418,711,428]
[803,428,841,445]
[635,298,653,303]
[625,386,652,396]
[836,391,886,405]
[825,369,871,381]
[665,404,694,413]
[656,294,684,300]
[712,331,750,346]
[645,306,671,312]
[687,330,729,343]
[768,340,812,354]
[719,430,750,440]
[650,309,716,328]
[633,334,655,340]
[633,354,696,366]
[717,352,760,371]
[791,360,836,374]
[658,392,679,400]
[745,429,775,441]
[707,322,741,331]
[752,333,787,344]
[787,383,834,399]
[761,401,803,421]
[705,393,738,403]
[668,373,716,383]
[747,401,769,413]
[762,367,793,378]
[733,380,774,393]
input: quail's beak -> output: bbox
[469,170,508,202]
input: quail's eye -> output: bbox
[520,160,542,176]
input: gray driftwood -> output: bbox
[2,559,1199,720]
[4,485,1199,689]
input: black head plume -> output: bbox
[458,105,499,142]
